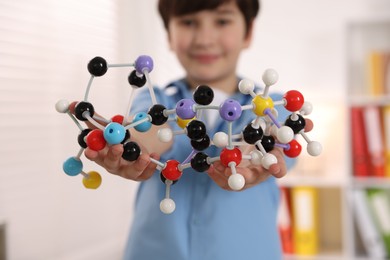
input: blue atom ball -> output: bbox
[63,157,83,176]
[133,112,152,132]
[104,122,126,145]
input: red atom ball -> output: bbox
[220,147,242,167]
[69,101,78,114]
[111,114,124,124]
[86,129,107,151]
[284,90,304,112]
[284,139,302,158]
[162,160,182,181]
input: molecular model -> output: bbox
[55,55,322,214]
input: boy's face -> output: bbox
[167,1,253,88]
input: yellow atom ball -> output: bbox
[177,116,196,129]
[82,171,102,189]
[252,95,274,116]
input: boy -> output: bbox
[85,0,290,259]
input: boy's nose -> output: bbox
[193,24,216,46]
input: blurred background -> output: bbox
[0,0,389,259]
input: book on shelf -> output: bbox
[366,188,390,256]
[386,53,390,95]
[350,106,370,177]
[367,51,390,96]
[363,105,385,177]
[291,186,318,255]
[383,106,390,177]
[350,105,387,178]
[350,50,390,178]
[352,188,387,258]
[349,101,390,178]
[277,186,294,254]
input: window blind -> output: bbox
[0,1,137,259]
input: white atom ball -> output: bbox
[307,141,322,156]
[250,150,263,165]
[262,153,277,170]
[262,68,279,86]
[238,79,255,94]
[228,174,245,191]
[213,132,228,147]
[55,99,69,113]
[160,198,176,214]
[277,126,294,144]
[300,102,313,115]
[157,128,173,143]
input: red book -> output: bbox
[350,106,370,177]
[363,106,385,177]
[277,187,294,254]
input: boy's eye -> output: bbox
[179,19,196,27]
[216,19,231,26]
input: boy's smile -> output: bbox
[191,53,220,64]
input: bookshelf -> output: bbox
[347,20,390,260]
[276,20,390,260]
[276,98,348,258]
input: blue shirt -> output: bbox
[124,79,293,260]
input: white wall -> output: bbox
[0,0,389,260]
[0,1,137,260]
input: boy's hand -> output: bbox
[84,144,159,181]
[207,147,286,191]
[69,101,159,181]
[207,118,314,191]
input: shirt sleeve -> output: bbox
[129,88,156,115]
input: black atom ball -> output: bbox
[257,135,275,153]
[193,85,214,105]
[160,173,178,185]
[242,123,263,144]
[186,120,207,140]
[128,69,146,88]
[121,130,131,144]
[191,152,210,172]
[191,135,210,151]
[285,114,306,134]
[74,101,95,121]
[87,56,108,77]
[122,141,141,161]
[77,129,92,148]
[148,104,168,125]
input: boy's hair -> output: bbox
[158,0,260,35]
